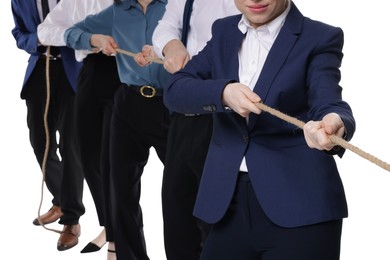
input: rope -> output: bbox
[255,102,390,172]
[36,46,62,234]
[116,48,164,64]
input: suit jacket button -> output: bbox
[202,105,216,112]
[242,135,249,143]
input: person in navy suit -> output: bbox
[164,0,355,259]
[11,0,84,251]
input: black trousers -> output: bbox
[75,53,120,240]
[23,57,84,224]
[109,85,170,260]
[200,173,343,260]
[162,113,213,260]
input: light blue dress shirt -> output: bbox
[64,0,168,88]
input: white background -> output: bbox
[1,1,390,259]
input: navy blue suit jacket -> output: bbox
[164,3,356,228]
[11,0,81,96]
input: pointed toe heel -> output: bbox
[80,242,102,253]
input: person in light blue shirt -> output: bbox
[65,0,169,88]
[64,0,169,259]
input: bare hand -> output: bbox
[90,34,118,56]
[162,39,190,73]
[134,45,158,67]
[222,83,261,117]
[303,112,345,150]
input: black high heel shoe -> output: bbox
[80,242,104,253]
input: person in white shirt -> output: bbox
[136,1,239,259]
[38,0,121,258]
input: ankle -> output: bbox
[91,228,106,247]
[107,247,116,260]
[108,242,116,251]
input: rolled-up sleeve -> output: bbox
[64,25,94,51]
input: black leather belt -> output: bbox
[127,84,162,98]
[40,55,61,60]
[184,113,201,117]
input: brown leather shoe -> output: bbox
[57,224,81,251]
[32,205,63,226]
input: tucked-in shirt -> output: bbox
[38,0,113,61]
[64,0,169,88]
[152,0,239,59]
[238,2,290,172]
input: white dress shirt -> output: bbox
[237,3,290,172]
[152,0,239,59]
[37,0,113,61]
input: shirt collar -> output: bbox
[238,0,291,37]
[125,0,167,8]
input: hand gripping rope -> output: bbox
[254,102,390,172]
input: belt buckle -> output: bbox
[140,85,156,98]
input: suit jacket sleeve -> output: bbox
[163,19,235,114]
[11,0,40,55]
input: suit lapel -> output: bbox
[248,3,303,130]
[222,16,251,129]
[224,16,245,81]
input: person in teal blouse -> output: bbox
[65,0,169,259]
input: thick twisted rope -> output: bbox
[255,102,390,172]
[37,46,62,234]
[116,48,164,64]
